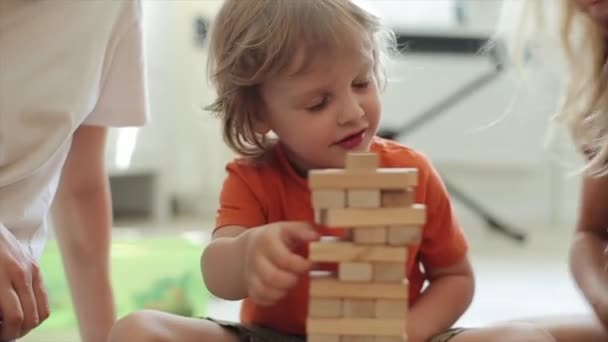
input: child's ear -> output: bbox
[253,119,271,135]
[253,107,271,135]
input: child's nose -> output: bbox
[337,95,365,125]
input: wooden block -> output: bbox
[325,206,426,227]
[309,242,408,262]
[346,153,379,170]
[347,190,381,208]
[307,318,405,336]
[387,226,422,246]
[353,227,387,245]
[342,336,375,342]
[315,209,328,225]
[339,262,373,282]
[309,299,343,318]
[373,263,405,282]
[381,189,414,207]
[310,270,337,279]
[310,278,407,299]
[375,299,407,318]
[309,169,418,190]
[308,335,341,342]
[343,299,375,318]
[313,190,346,208]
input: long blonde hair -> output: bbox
[205,0,395,159]
[510,0,608,176]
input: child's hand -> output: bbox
[0,223,49,340]
[244,222,319,306]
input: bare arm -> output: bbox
[408,257,475,342]
[201,222,317,305]
[570,173,608,328]
[200,226,249,300]
[51,126,114,342]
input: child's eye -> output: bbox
[307,97,328,112]
[353,79,370,89]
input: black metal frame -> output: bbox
[378,33,526,243]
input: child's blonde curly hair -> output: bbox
[206,0,395,159]
[509,0,608,176]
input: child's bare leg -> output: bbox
[523,314,608,342]
[449,314,607,342]
[108,310,239,342]
[449,322,556,342]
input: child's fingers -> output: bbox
[31,265,49,324]
[280,253,311,275]
[260,261,298,289]
[263,228,312,274]
[266,239,311,275]
[248,275,286,306]
[281,222,320,245]
[255,257,299,290]
[0,286,23,341]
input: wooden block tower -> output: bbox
[306,152,425,342]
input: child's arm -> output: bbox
[201,225,249,300]
[570,173,608,329]
[201,222,319,305]
[51,126,114,342]
[407,257,474,342]
[403,152,474,342]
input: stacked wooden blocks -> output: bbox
[307,152,426,342]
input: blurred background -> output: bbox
[25,1,589,340]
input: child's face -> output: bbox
[260,49,381,172]
[573,0,608,33]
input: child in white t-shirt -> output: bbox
[0,0,148,341]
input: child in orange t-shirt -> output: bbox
[211,137,471,342]
[107,1,473,342]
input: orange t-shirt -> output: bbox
[214,137,468,335]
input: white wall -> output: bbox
[109,0,232,218]
[147,0,234,217]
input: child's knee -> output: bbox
[501,322,556,342]
[450,323,555,342]
[109,310,169,342]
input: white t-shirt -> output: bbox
[0,0,148,259]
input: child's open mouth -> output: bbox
[334,129,366,150]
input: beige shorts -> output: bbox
[206,318,467,342]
